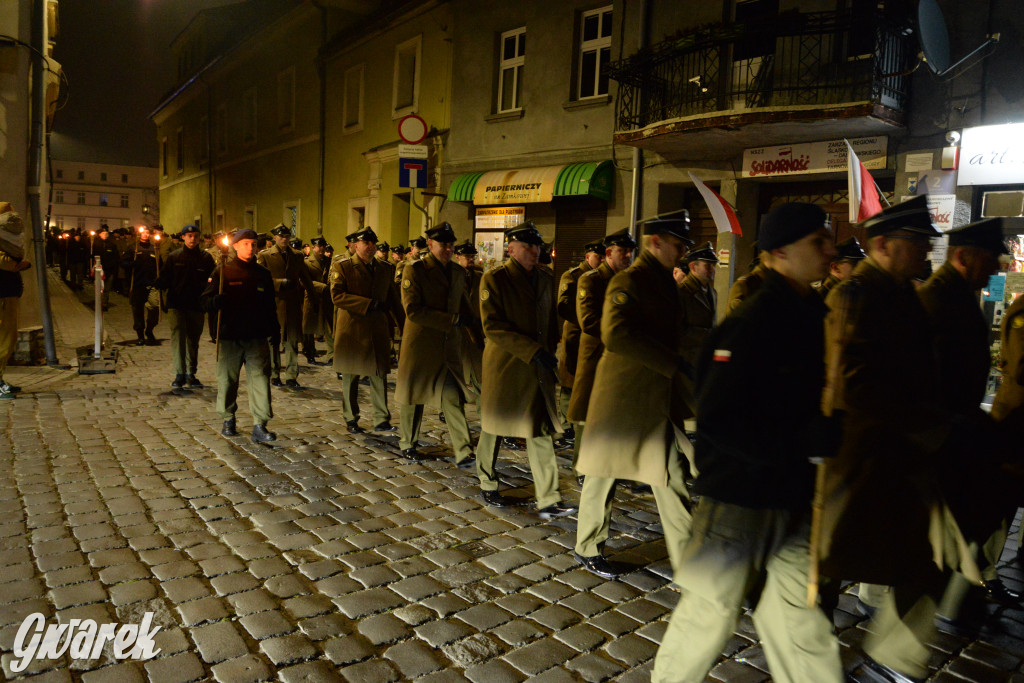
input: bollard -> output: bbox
[93,255,103,358]
[78,255,118,374]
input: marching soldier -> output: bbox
[396,222,476,464]
[557,241,604,444]
[475,221,574,518]
[677,241,719,367]
[125,225,162,346]
[569,229,637,577]
[302,237,332,365]
[258,224,315,388]
[815,236,865,299]
[200,228,279,444]
[390,245,406,267]
[454,240,484,400]
[993,293,1024,423]
[376,241,391,263]
[331,227,403,434]
[575,217,694,580]
[727,246,766,312]
[91,224,120,310]
[395,236,426,283]
[155,224,216,388]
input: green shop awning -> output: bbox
[447,161,614,205]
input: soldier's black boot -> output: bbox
[171,374,186,388]
[187,375,203,388]
[221,418,237,437]
[145,330,157,344]
[136,334,146,347]
[252,424,277,443]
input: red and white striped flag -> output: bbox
[688,172,742,236]
[846,140,883,222]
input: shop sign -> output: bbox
[957,123,1024,186]
[473,167,563,205]
[741,136,887,178]
[475,207,525,269]
[900,194,956,232]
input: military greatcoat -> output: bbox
[478,256,561,438]
[330,253,401,377]
[993,295,1024,422]
[577,250,694,486]
[727,263,767,313]
[678,272,717,366]
[566,262,614,423]
[461,265,485,387]
[302,252,331,336]
[556,261,592,388]
[395,253,472,406]
[257,243,314,342]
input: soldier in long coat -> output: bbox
[815,236,865,299]
[576,217,695,578]
[396,223,475,464]
[258,224,314,387]
[331,227,402,434]
[994,293,1024,423]
[454,241,484,400]
[475,221,573,518]
[677,242,719,367]
[556,241,604,437]
[302,237,332,364]
[727,258,766,312]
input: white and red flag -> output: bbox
[688,172,742,236]
[845,139,883,222]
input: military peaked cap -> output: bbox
[603,229,637,250]
[584,240,605,254]
[393,244,407,255]
[454,240,478,255]
[834,236,867,261]
[270,224,292,237]
[505,221,545,246]
[640,214,695,245]
[947,218,1010,255]
[289,238,303,249]
[376,241,390,252]
[410,236,428,249]
[426,222,456,243]
[684,242,719,264]
[346,226,378,243]
[860,195,939,238]
[310,236,328,248]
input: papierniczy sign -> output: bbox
[11,613,162,673]
[741,136,887,178]
[957,123,1024,185]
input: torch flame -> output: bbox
[221,237,230,247]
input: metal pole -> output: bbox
[93,256,103,358]
[28,0,58,365]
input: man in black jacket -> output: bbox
[125,226,162,345]
[652,203,841,683]
[201,229,279,444]
[156,224,216,388]
[92,225,120,310]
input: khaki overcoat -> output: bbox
[678,272,717,366]
[556,261,591,387]
[395,254,471,406]
[330,254,400,377]
[566,262,614,423]
[257,243,314,342]
[302,253,331,336]
[727,263,766,312]
[478,256,561,438]
[576,251,693,486]
[993,295,1024,422]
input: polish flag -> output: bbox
[846,140,883,222]
[688,172,742,236]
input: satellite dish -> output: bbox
[917,0,999,78]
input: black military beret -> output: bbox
[231,228,258,244]
[834,236,867,261]
[505,221,545,246]
[270,224,292,237]
[426,222,456,243]
[347,226,378,243]
[947,218,1010,255]
[641,214,695,245]
[180,224,199,236]
[376,241,391,252]
[289,238,303,249]
[310,236,328,248]
[861,195,939,238]
[684,242,719,264]
[410,236,428,249]
[760,203,830,252]
[584,240,605,255]
[603,229,637,250]
[453,240,478,256]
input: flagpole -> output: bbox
[872,177,892,207]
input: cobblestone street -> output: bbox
[3,275,1024,682]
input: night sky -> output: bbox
[51,0,231,168]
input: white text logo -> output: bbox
[12,613,162,673]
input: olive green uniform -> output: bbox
[727,262,766,313]
[677,272,717,367]
[461,265,485,400]
[556,261,591,430]
[993,295,1024,422]
[302,252,333,361]
[257,243,315,382]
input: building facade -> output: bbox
[48,160,159,233]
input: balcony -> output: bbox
[608,9,914,161]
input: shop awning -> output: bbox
[447,161,614,205]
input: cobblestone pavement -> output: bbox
[3,277,1024,682]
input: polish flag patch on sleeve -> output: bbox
[712,349,732,362]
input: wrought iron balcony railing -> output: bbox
[608,9,913,131]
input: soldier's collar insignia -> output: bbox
[612,291,627,305]
[402,279,412,289]
[1013,316,1024,329]
[480,289,490,301]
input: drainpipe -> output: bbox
[628,0,651,237]
[28,0,58,365]
[315,2,327,235]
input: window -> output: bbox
[56,169,63,179]
[343,64,364,132]
[392,35,421,116]
[100,172,107,182]
[498,27,526,112]
[578,6,612,99]
[284,201,300,234]
[215,104,228,154]
[120,195,129,208]
[176,127,185,172]
[77,170,84,180]
[77,192,85,205]
[55,217,64,230]
[161,137,168,176]
[199,116,209,164]
[122,173,128,183]
[55,190,63,203]
[100,194,108,207]
[77,217,85,230]
[242,87,257,145]
[277,67,295,132]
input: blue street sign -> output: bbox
[399,158,428,189]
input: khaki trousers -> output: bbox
[399,371,473,462]
[865,572,947,680]
[341,374,390,425]
[168,309,205,375]
[217,338,273,424]
[0,297,18,378]
[270,335,299,381]
[557,384,572,431]
[476,431,561,509]
[652,500,842,683]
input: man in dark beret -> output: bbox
[653,203,841,682]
